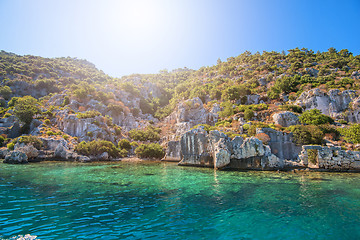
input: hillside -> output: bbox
[1,48,360,170]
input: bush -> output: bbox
[75,140,120,158]
[0,86,12,99]
[287,125,324,145]
[8,97,19,107]
[244,109,254,121]
[3,113,11,118]
[62,96,70,106]
[279,104,303,113]
[128,126,161,141]
[0,135,5,147]
[118,139,131,150]
[18,135,43,149]
[14,96,41,125]
[44,119,51,125]
[299,109,334,125]
[339,124,360,143]
[76,110,101,119]
[255,133,271,145]
[7,142,15,150]
[114,126,122,135]
[135,143,165,159]
[107,103,123,113]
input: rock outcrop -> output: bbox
[272,111,300,127]
[257,128,302,160]
[298,145,360,170]
[4,151,28,164]
[295,88,359,122]
[162,140,182,161]
[165,98,218,137]
[178,127,282,170]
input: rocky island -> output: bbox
[0,48,360,171]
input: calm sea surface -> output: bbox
[0,161,359,240]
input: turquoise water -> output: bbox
[0,161,360,240]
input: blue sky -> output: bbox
[0,0,359,77]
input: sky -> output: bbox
[0,0,359,77]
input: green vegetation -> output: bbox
[118,139,131,150]
[76,110,101,119]
[279,104,303,113]
[339,124,360,143]
[287,125,324,145]
[13,96,40,125]
[75,140,121,158]
[128,126,161,142]
[17,135,43,149]
[307,149,318,165]
[134,143,165,159]
[299,109,334,125]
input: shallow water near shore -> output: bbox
[0,161,360,240]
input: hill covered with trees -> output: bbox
[1,48,360,165]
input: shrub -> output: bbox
[14,96,41,125]
[255,133,271,145]
[299,109,334,125]
[244,109,254,121]
[7,142,15,150]
[287,125,324,145]
[75,140,120,158]
[8,97,19,107]
[279,104,303,113]
[118,139,131,150]
[307,149,318,165]
[128,126,161,141]
[135,143,165,159]
[114,126,122,135]
[76,110,101,119]
[18,135,43,149]
[107,103,123,113]
[0,135,5,147]
[62,96,70,106]
[44,119,51,125]
[63,135,69,140]
[46,131,56,136]
[3,113,11,118]
[339,124,360,144]
[86,131,93,137]
[0,86,12,99]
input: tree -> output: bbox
[0,86,12,100]
[299,109,334,125]
[14,96,40,125]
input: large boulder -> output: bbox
[4,151,28,164]
[14,143,39,159]
[272,111,300,127]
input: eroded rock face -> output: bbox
[257,128,302,160]
[178,127,283,170]
[166,97,218,137]
[295,88,359,122]
[14,143,39,159]
[162,141,182,161]
[179,127,213,167]
[4,151,28,164]
[298,145,360,170]
[272,111,300,127]
[56,110,116,142]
